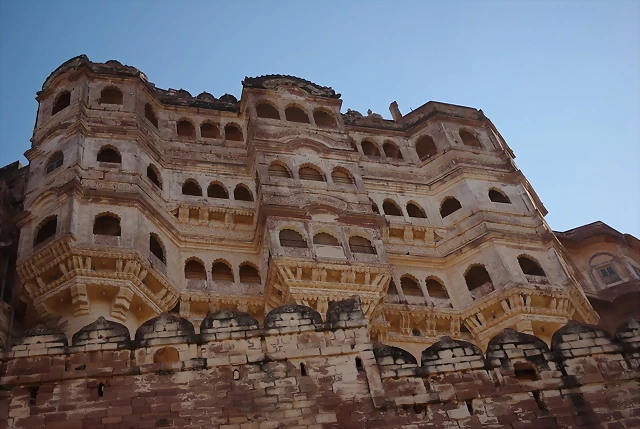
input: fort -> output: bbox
[0,55,638,428]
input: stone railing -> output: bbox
[92,234,121,246]
[186,279,208,290]
[525,274,549,285]
[149,253,167,275]
[470,282,493,299]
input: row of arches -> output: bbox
[278,229,376,255]
[255,102,338,128]
[372,189,511,220]
[184,259,261,284]
[181,180,254,201]
[267,162,355,185]
[359,129,483,163]
[175,119,244,142]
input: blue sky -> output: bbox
[1,1,638,236]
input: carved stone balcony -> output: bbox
[93,234,121,246]
[149,253,167,275]
[470,282,494,300]
[526,274,549,285]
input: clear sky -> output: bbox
[0,0,638,236]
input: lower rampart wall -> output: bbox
[0,298,638,429]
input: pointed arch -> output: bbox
[382,199,402,216]
[99,86,123,105]
[212,259,234,282]
[416,135,437,161]
[440,197,462,218]
[184,258,206,280]
[97,145,121,164]
[182,179,202,196]
[425,277,449,299]
[383,141,403,160]
[239,263,261,284]
[93,213,121,236]
[406,202,426,218]
[207,182,229,199]
[234,184,253,201]
[201,122,220,139]
[518,255,547,277]
[52,91,70,115]
[268,162,292,179]
[464,265,492,292]
[400,275,423,297]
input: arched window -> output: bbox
[268,162,292,179]
[207,183,228,199]
[426,278,449,299]
[489,189,511,204]
[313,110,337,128]
[93,214,121,236]
[371,200,380,214]
[184,259,206,280]
[440,197,462,218]
[465,265,492,291]
[224,124,243,141]
[256,103,280,120]
[285,106,309,123]
[239,264,261,284]
[212,261,234,282]
[147,164,162,189]
[383,142,403,160]
[149,234,166,264]
[96,146,121,164]
[361,141,381,157]
[313,232,339,246]
[382,200,402,216]
[279,229,307,248]
[52,91,70,115]
[387,279,398,295]
[349,236,376,255]
[145,104,158,128]
[416,135,437,161]
[34,217,57,246]
[299,166,325,182]
[99,87,123,105]
[459,130,481,148]
[234,184,253,202]
[331,168,354,185]
[45,151,64,174]
[182,180,202,196]
[177,120,195,138]
[201,123,220,139]
[400,276,423,297]
[154,346,179,364]
[518,256,546,277]
[406,202,426,218]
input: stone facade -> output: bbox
[0,55,639,428]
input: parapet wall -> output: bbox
[0,297,638,429]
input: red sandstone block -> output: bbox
[106,405,132,417]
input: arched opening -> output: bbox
[331,168,354,185]
[268,162,292,179]
[145,104,158,128]
[279,229,307,248]
[212,261,234,282]
[96,146,121,164]
[239,264,261,284]
[285,106,309,123]
[371,201,380,214]
[34,217,57,246]
[45,151,64,174]
[383,142,403,160]
[400,276,423,297]
[99,87,123,105]
[154,346,180,364]
[182,180,202,196]
[313,232,339,246]
[207,183,228,199]
[489,189,511,204]
[518,256,546,277]
[234,184,253,202]
[313,110,336,127]
[298,166,325,182]
[256,103,280,120]
[361,140,381,157]
[300,362,308,376]
[426,278,449,299]
[355,357,363,371]
[147,164,162,189]
[459,130,481,148]
[382,200,402,216]
[224,124,243,141]
[149,234,165,264]
[233,369,240,380]
[177,120,195,138]
[416,135,437,161]
[387,279,398,295]
[465,265,492,292]
[406,202,426,218]
[514,362,538,381]
[201,123,220,139]
[184,259,206,280]
[349,236,376,255]
[440,197,462,218]
[93,214,121,236]
[52,91,70,115]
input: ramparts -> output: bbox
[0,297,639,428]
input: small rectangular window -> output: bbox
[598,265,621,284]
